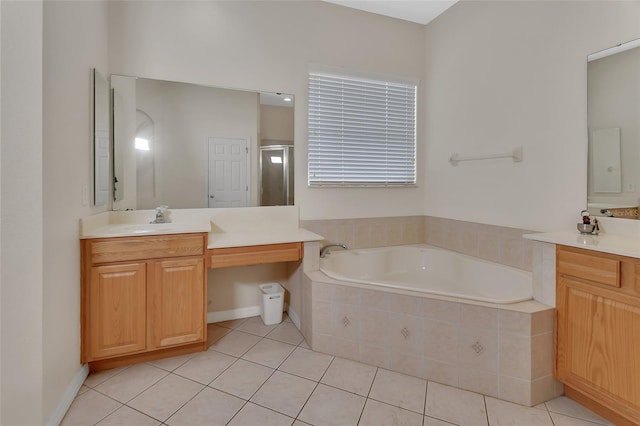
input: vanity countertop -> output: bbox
[80,222,213,239]
[79,207,324,248]
[524,231,640,259]
[208,228,323,249]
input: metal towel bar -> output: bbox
[449,146,523,166]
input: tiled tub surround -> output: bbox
[301,215,534,272]
[300,216,559,406]
[301,276,562,407]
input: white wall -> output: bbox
[261,105,294,143]
[0,1,44,424]
[424,1,640,232]
[107,0,427,220]
[42,0,110,423]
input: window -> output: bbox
[308,71,417,186]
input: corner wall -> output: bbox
[424,1,640,232]
[42,1,110,423]
[0,1,44,424]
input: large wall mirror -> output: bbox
[587,38,640,219]
[110,75,294,210]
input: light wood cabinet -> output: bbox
[89,263,147,359]
[209,242,303,269]
[150,258,205,348]
[556,245,640,425]
[81,233,208,371]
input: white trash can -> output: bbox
[259,283,285,325]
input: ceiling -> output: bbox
[324,0,458,25]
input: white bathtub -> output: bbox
[319,245,532,304]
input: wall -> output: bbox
[0,1,44,424]
[42,0,110,423]
[260,104,294,143]
[424,1,640,232]
[107,0,426,221]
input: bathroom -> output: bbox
[2,0,640,425]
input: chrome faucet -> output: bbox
[320,243,348,258]
[150,205,171,224]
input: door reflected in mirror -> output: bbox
[587,38,640,219]
[110,75,294,210]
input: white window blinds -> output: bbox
[308,71,417,186]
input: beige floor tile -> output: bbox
[321,357,377,397]
[237,316,280,336]
[278,347,333,381]
[486,396,553,425]
[147,352,196,372]
[267,321,305,345]
[77,385,90,395]
[545,397,614,425]
[369,369,426,414]
[242,338,296,368]
[127,373,204,421]
[83,367,127,388]
[293,421,312,426]
[359,399,423,426]
[95,405,160,426]
[207,323,231,346]
[423,416,457,426]
[60,389,122,426]
[549,412,608,426]
[173,348,236,385]
[215,317,248,329]
[227,402,294,426]
[94,364,168,403]
[424,382,487,426]
[250,371,317,417]
[210,358,275,400]
[165,386,245,426]
[208,330,262,357]
[298,384,366,426]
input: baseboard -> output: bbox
[46,363,89,426]
[287,306,301,329]
[207,305,261,323]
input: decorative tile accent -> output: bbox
[401,327,410,339]
[472,341,485,355]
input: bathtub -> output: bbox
[319,244,532,304]
[303,244,559,406]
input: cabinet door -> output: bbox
[88,263,147,360]
[150,258,205,348]
[557,276,640,422]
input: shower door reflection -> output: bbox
[260,145,294,206]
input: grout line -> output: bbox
[423,380,429,418]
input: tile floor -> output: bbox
[63,315,615,426]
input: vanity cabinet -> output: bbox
[81,233,208,370]
[556,245,640,425]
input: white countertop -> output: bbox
[208,229,323,249]
[80,222,212,239]
[524,231,640,258]
[79,207,324,248]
